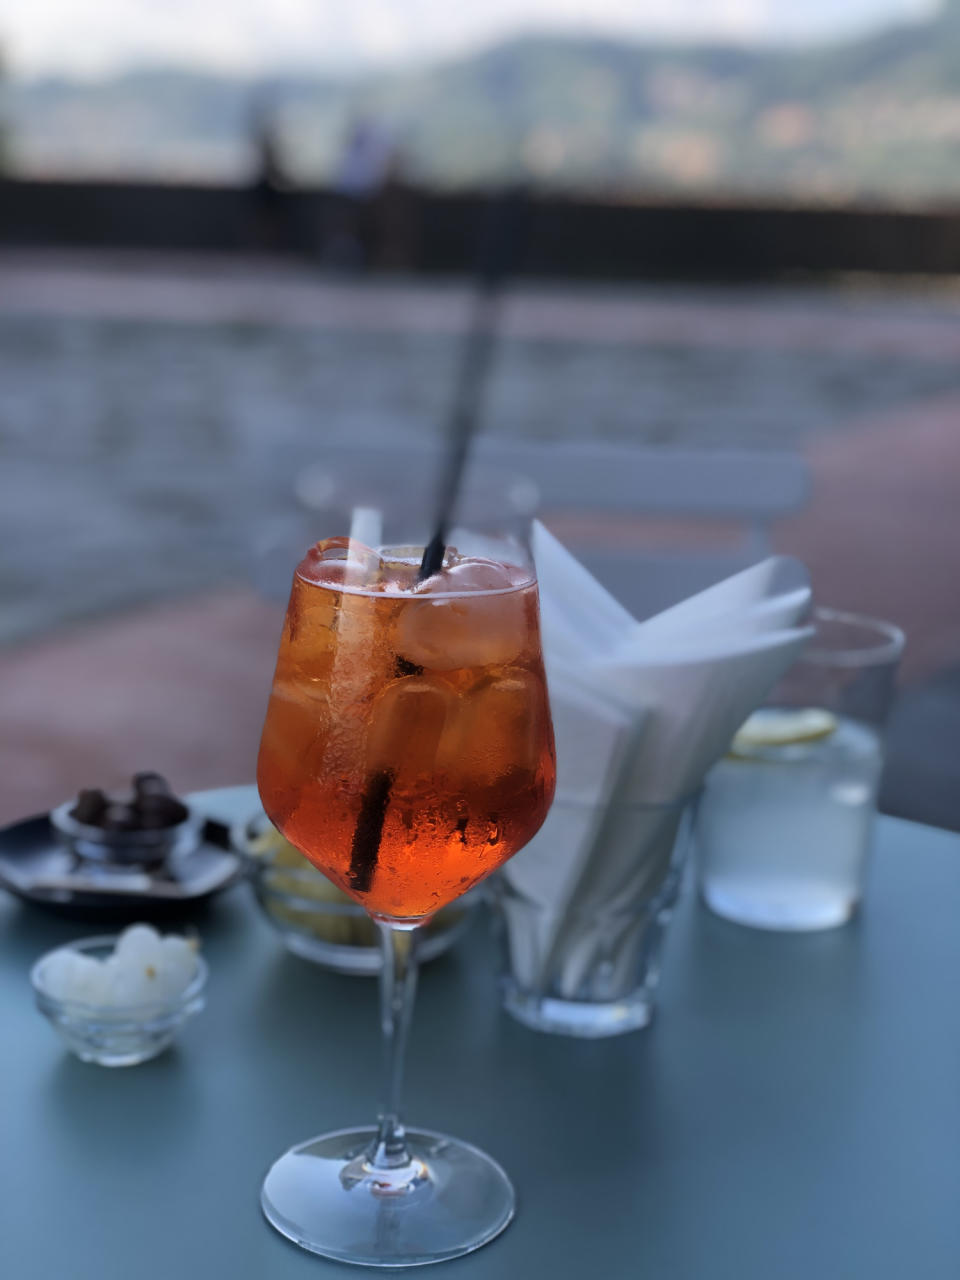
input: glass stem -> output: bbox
[370,922,420,1170]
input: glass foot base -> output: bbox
[261,1126,515,1267]
[502,981,655,1037]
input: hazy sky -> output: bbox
[0,0,939,77]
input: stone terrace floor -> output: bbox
[1,251,958,828]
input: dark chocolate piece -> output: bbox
[72,789,108,825]
[137,795,189,828]
[102,803,139,831]
[133,772,172,798]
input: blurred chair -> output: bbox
[274,436,810,621]
[473,441,811,619]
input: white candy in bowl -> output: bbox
[31,924,207,1066]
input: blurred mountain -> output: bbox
[5,6,960,203]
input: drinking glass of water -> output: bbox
[695,608,904,931]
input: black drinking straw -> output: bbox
[347,768,395,895]
[418,188,526,581]
[347,189,526,898]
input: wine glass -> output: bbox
[256,463,555,1266]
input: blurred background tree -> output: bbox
[3,3,960,203]
[0,44,8,175]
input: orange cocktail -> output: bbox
[257,537,555,922]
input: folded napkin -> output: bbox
[502,522,814,997]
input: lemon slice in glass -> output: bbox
[730,707,838,756]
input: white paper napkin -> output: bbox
[501,521,814,997]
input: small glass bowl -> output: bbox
[50,800,203,870]
[234,814,476,975]
[31,934,208,1067]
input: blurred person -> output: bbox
[248,91,292,252]
[322,114,398,270]
[371,140,421,271]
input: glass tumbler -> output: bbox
[695,607,904,931]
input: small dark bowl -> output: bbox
[50,801,204,871]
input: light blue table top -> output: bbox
[3,787,959,1279]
